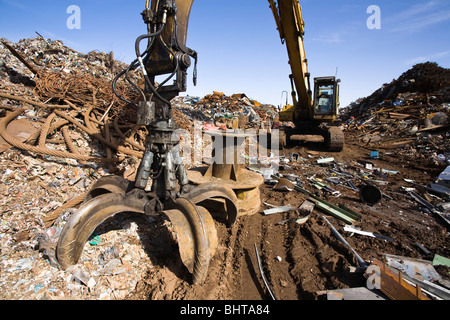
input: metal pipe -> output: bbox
[254,244,277,300]
[322,216,368,268]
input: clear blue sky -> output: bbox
[1,0,450,108]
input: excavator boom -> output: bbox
[269,0,344,151]
[269,0,313,120]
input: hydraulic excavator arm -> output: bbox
[55,0,241,285]
[269,0,313,120]
[135,0,197,105]
[269,0,344,151]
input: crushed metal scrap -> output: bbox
[0,35,450,300]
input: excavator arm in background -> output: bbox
[269,0,313,120]
[269,0,344,151]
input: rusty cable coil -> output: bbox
[0,95,146,163]
[34,71,140,122]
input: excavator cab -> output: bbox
[313,76,340,119]
[279,76,340,122]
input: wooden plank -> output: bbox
[372,259,430,300]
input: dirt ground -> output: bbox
[122,130,450,300]
[0,124,448,301]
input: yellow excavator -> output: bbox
[54,0,344,285]
[269,0,344,151]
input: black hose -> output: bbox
[112,68,139,108]
[134,24,165,59]
[155,35,180,90]
[113,49,151,107]
[135,24,173,107]
[125,60,146,101]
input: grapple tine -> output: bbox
[183,182,239,227]
[84,175,131,202]
[56,191,147,270]
[162,198,217,285]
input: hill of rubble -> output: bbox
[342,62,450,120]
[340,62,450,173]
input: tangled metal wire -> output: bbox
[0,70,148,164]
[34,71,140,122]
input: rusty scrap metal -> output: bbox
[188,130,264,217]
[369,259,431,300]
[0,108,119,163]
[263,174,361,224]
[34,71,139,119]
[1,40,39,75]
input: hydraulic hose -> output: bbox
[155,35,180,90]
[134,23,174,107]
[112,68,140,108]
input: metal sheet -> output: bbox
[385,254,442,282]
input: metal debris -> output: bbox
[254,243,277,300]
[322,216,368,268]
[343,225,394,243]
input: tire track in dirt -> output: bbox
[259,212,300,300]
[224,215,266,300]
[130,214,250,300]
[200,221,241,299]
[289,222,338,298]
[285,214,366,299]
[174,216,244,300]
[221,209,303,301]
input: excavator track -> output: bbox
[326,127,345,152]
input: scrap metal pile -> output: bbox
[341,62,450,168]
[1,36,449,301]
[172,91,279,131]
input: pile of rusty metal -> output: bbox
[341,62,450,168]
[173,91,279,130]
[0,37,148,165]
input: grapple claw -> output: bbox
[163,197,218,284]
[56,191,148,270]
[183,182,239,227]
[84,175,131,202]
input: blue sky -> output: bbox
[1,0,450,109]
